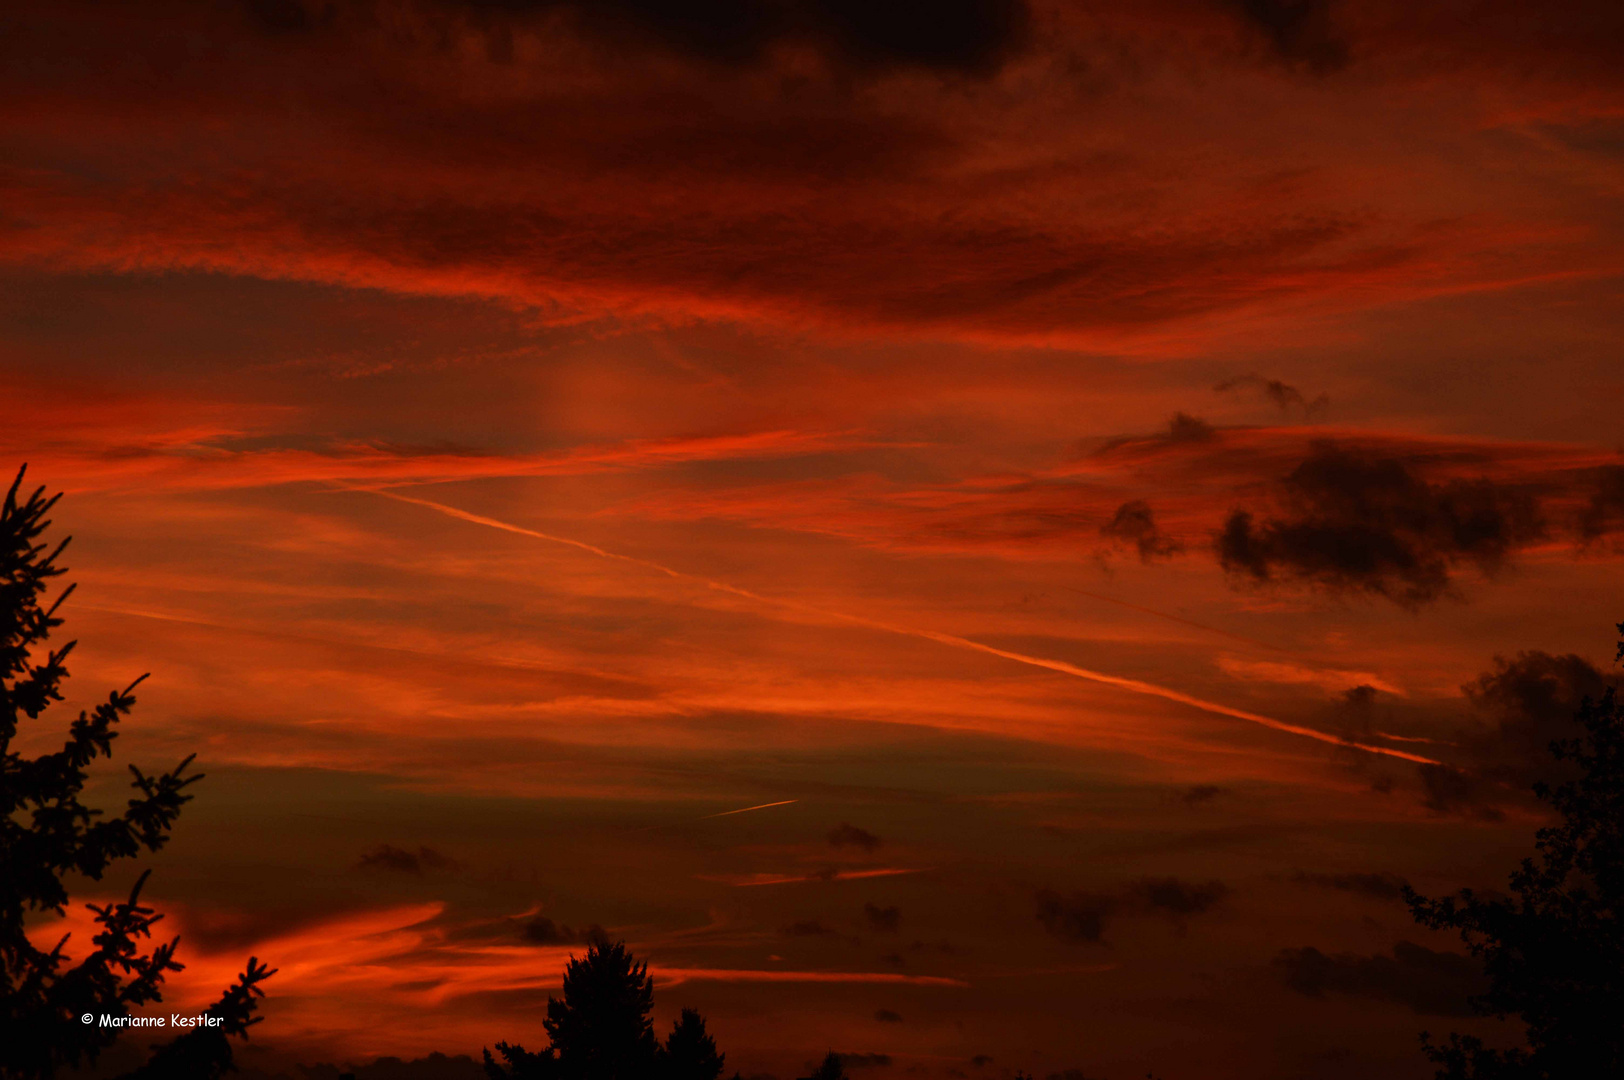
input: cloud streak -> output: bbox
[364,488,1442,764]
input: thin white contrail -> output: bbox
[631,799,799,833]
[358,488,1440,766]
[702,799,799,819]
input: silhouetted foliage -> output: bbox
[486,939,728,1080]
[0,466,273,1079]
[547,939,658,1080]
[1404,620,1624,1078]
[798,1054,847,1080]
[484,1039,558,1080]
[658,1008,724,1080]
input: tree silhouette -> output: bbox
[485,939,735,1080]
[1404,620,1624,1079]
[658,1008,724,1080]
[546,939,659,1080]
[797,1053,847,1080]
[484,1039,558,1080]
[0,467,273,1080]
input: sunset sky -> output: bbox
[8,2,1624,1078]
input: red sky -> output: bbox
[8,2,1624,1078]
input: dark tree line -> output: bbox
[0,468,272,1080]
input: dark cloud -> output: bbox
[1126,876,1229,917]
[1178,784,1225,806]
[878,952,905,966]
[243,0,329,34]
[1214,373,1329,415]
[1342,684,1378,710]
[1579,464,1624,541]
[1167,412,1217,443]
[1419,649,1619,816]
[1036,890,1115,943]
[834,1054,893,1069]
[874,1008,903,1023]
[864,903,901,933]
[1291,870,1409,901]
[1417,762,1504,821]
[1044,1071,1102,1080]
[829,822,883,850]
[969,1055,993,1067]
[520,916,608,946]
[1273,941,1485,1016]
[1100,500,1182,562]
[1215,442,1546,607]
[781,919,835,937]
[1228,0,1349,74]
[356,844,458,874]
[906,938,956,954]
[407,0,1030,75]
[1036,876,1226,943]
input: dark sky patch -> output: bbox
[1036,876,1227,943]
[420,0,1030,75]
[864,903,901,933]
[1273,940,1485,1016]
[520,916,607,946]
[1167,412,1218,443]
[829,822,882,850]
[1228,0,1350,74]
[1579,464,1624,541]
[1035,889,1115,943]
[1177,784,1225,806]
[781,919,835,937]
[1291,870,1409,901]
[356,844,459,875]
[874,1008,902,1022]
[835,1052,893,1068]
[1126,876,1228,917]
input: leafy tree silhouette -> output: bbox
[659,1008,725,1080]
[0,467,273,1080]
[1404,620,1624,1079]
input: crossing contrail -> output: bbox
[356,487,1440,766]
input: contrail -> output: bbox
[701,799,798,819]
[631,799,799,833]
[358,488,1440,766]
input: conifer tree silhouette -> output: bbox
[798,1053,847,1080]
[1404,620,1624,1079]
[658,1008,724,1080]
[485,938,659,1080]
[547,939,659,1080]
[0,467,273,1080]
[485,939,739,1080]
